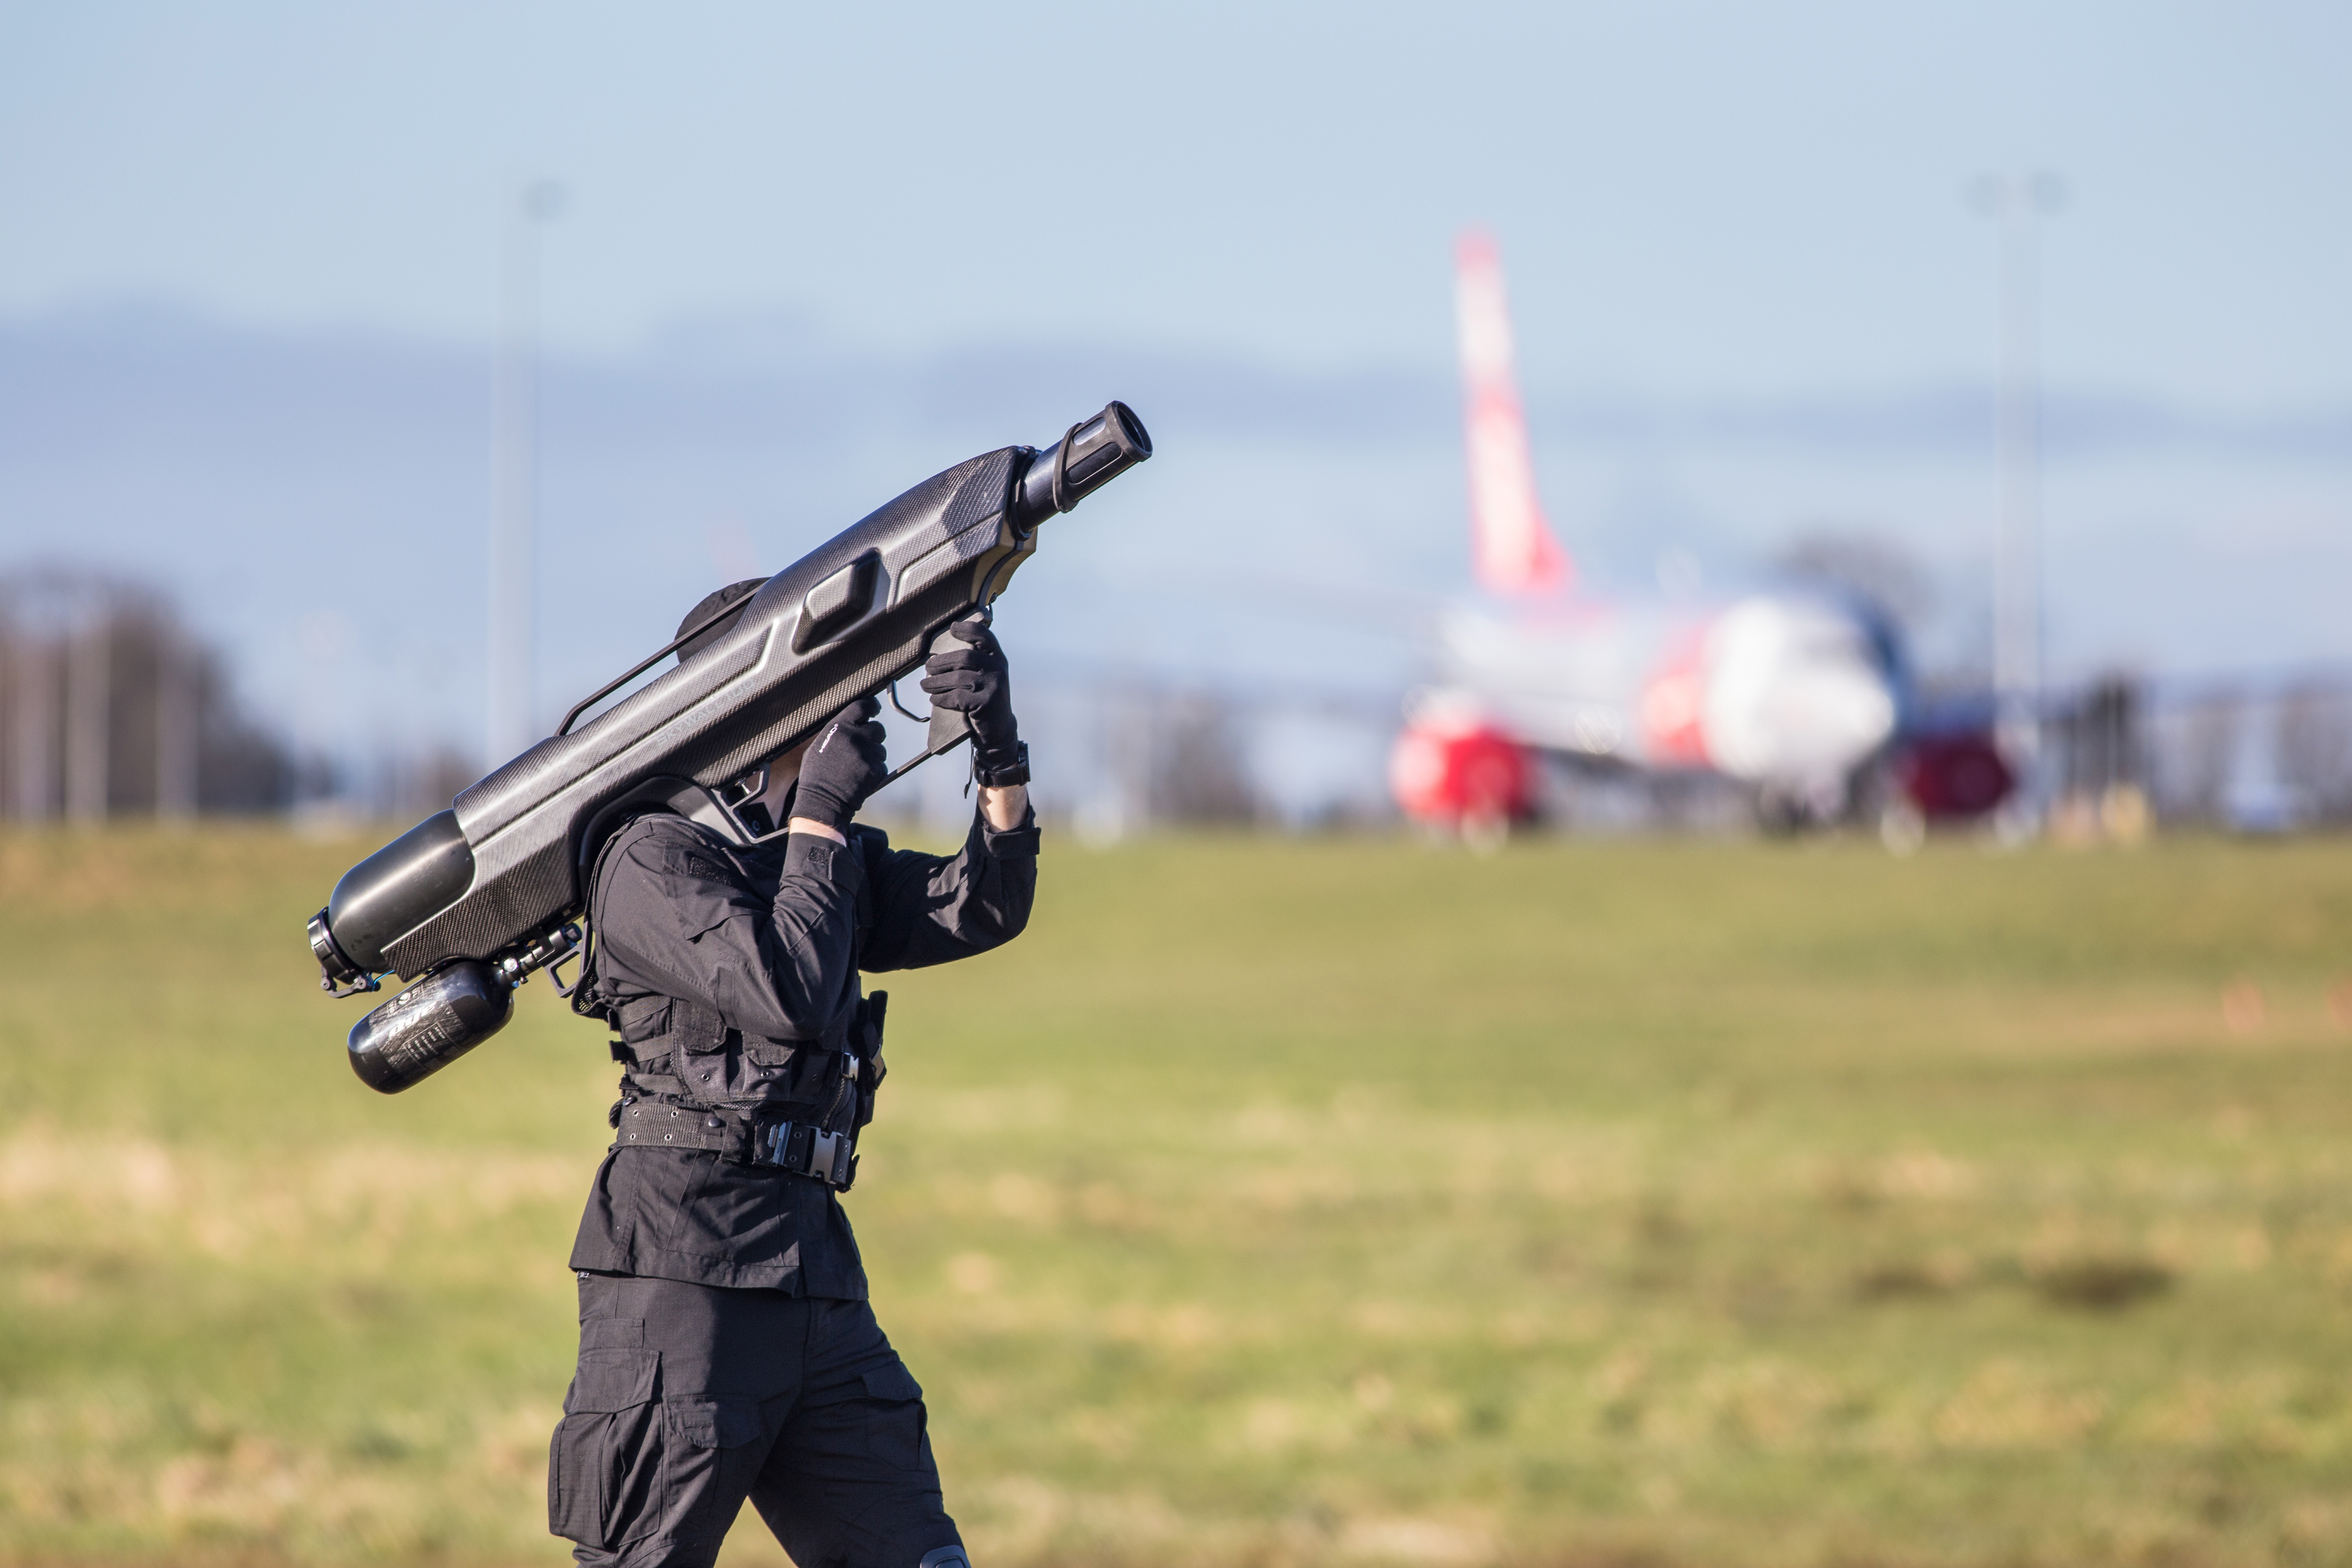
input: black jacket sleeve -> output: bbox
[591,815,864,1039]
[856,804,1040,973]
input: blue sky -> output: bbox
[4,1,2347,402]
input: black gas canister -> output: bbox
[346,962,514,1093]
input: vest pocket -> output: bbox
[547,1349,661,1549]
[616,999,673,1044]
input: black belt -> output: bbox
[610,1101,857,1189]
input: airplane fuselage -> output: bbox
[1399,591,1902,822]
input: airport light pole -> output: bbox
[155,620,196,823]
[487,178,565,768]
[64,590,110,824]
[1973,172,2063,826]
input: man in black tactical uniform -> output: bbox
[547,581,1037,1568]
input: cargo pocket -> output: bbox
[664,1394,761,1452]
[858,1361,933,1470]
[656,1394,763,1535]
[547,1349,661,1549]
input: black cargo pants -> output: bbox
[548,1274,965,1568]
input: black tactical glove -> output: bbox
[790,696,888,832]
[920,615,1026,784]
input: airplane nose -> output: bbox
[1778,663,1899,764]
[1699,600,1900,782]
[1715,665,1896,781]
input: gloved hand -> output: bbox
[790,696,888,832]
[919,616,1020,772]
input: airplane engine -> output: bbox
[1390,719,1534,830]
[1897,733,2015,818]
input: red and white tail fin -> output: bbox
[1456,230,1572,598]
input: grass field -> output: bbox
[3,825,2351,1567]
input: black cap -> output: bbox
[676,579,767,664]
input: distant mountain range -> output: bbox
[11,298,2347,463]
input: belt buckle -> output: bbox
[751,1120,852,1185]
[808,1129,843,1184]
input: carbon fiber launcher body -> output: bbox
[308,402,1151,1090]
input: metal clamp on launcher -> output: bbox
[316,914,584,1094]
[612,1102,859,1189]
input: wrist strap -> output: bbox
[974,741,1030,789]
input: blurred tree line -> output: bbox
[0,568,293,820]
[2150,681,2352,827]
[7,552,2348,834]
[1776,527,2352,831]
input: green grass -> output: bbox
[3,826,2352,1566]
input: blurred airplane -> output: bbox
[1391,232,2012,835]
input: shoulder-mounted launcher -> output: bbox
[306,401,1150,1091]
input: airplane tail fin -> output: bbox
[1455,230,1572,598]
